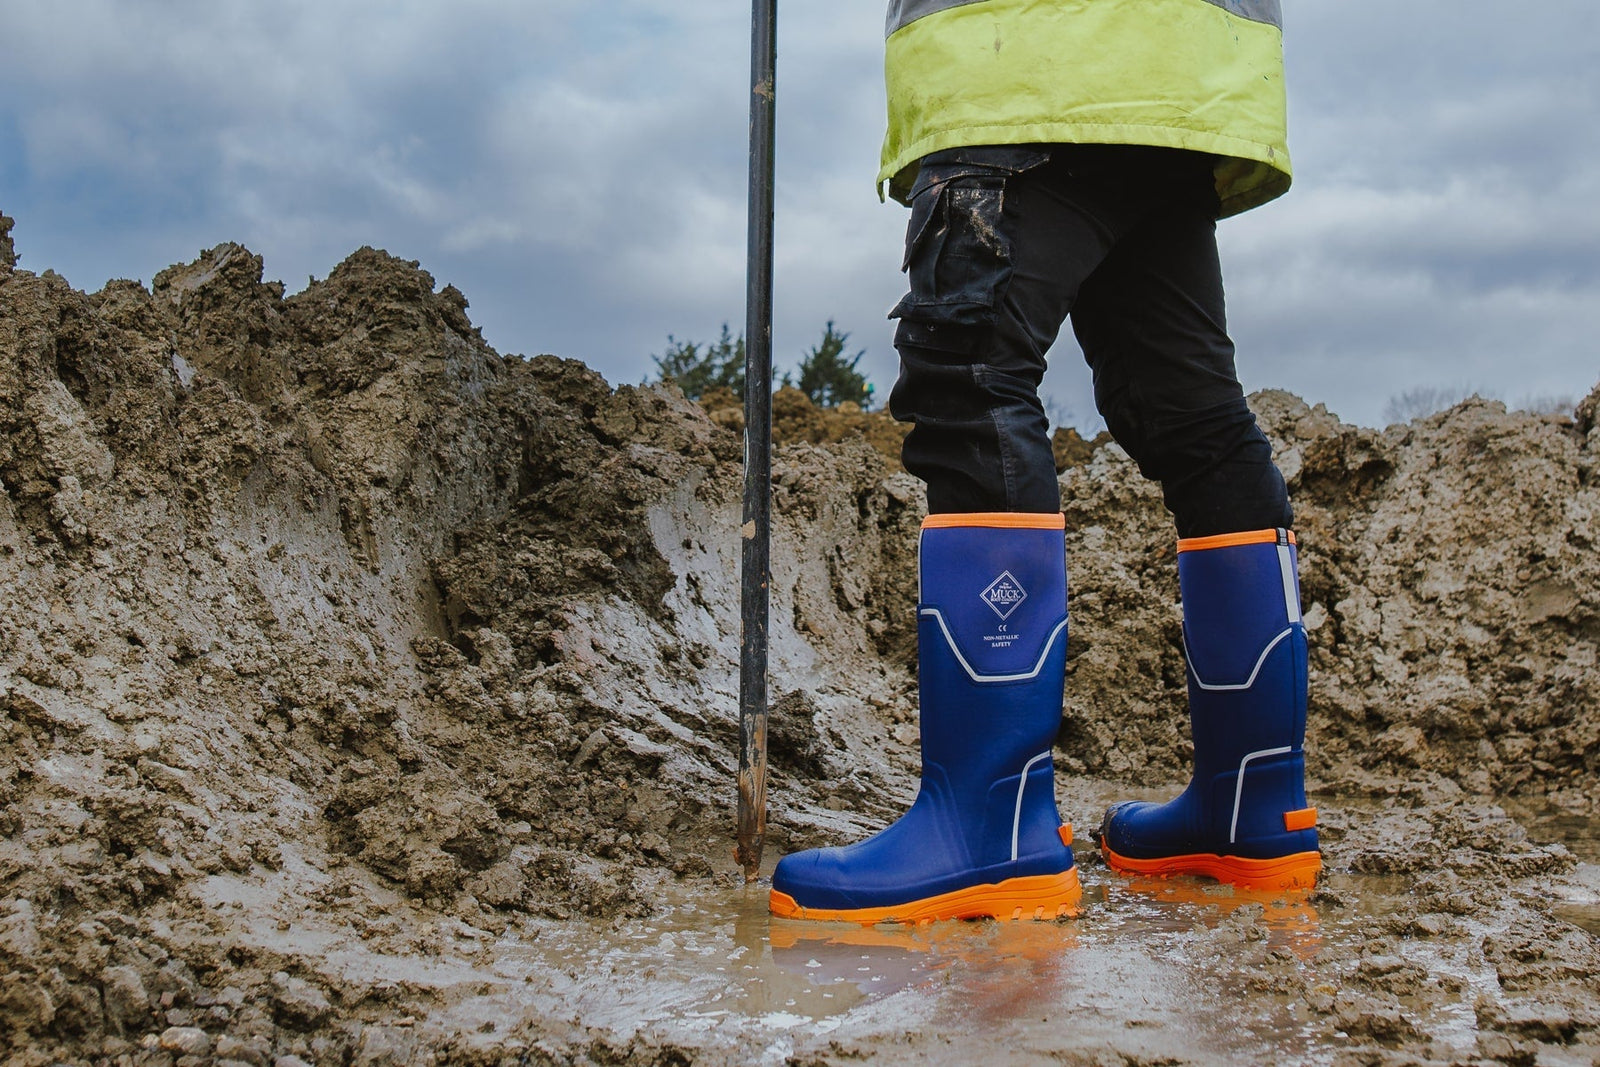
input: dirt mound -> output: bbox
[1,227,930,1062]
[2,214,1598,1064]
[699,384,912,473]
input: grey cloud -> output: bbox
[1,1,1595,426]
[1211,0,1600,424]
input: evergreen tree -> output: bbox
[650,320,878,409]
[651,323,746,400]
[797,321,873,409]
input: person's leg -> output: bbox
[887,146,1146,514]
[1100,528,1320,891]
[1069,163,1291,538]
[1070,161,1318,889]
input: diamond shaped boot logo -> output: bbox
[981,571,1028,620]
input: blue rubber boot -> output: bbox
[1100,529,1321,891]
[770,513,1082,923]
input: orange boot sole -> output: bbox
[1101,845,1320,893]
[769,867,1083,925]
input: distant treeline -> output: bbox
[650,321,875,410]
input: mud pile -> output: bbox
[2,212,1597,1065]
[0,221,928,1063]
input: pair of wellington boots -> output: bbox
[769,513,1321,925]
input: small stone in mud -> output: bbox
[1481,1001,1579,1043]
[215,1035,270,1065]
[1356,955,1429,996]
[1475,1032,1538,1066]
[159,1026,212,1056]
[1407,913,1448,937]
[571,727,610,768]
[352,1025,419,1067]
[101,965,152,1031]
[270,972,332,1030]
[467,861,527,908]
[1336,1000,1422,1045]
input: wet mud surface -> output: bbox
[36,784,1589,1067]
[2,215,1597,1064]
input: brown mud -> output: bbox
[1,213,1597,1065]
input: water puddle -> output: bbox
[448,792,1598,1063]
[206,789,1596,1063]
[463,868,1355,1064]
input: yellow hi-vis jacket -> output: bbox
[881,0,1290,217]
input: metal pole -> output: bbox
[736,0,777,884]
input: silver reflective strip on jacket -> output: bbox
[1207,0,1281,27]
[887,0,1282,36]
[885,0,984,36]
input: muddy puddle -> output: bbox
[485,872,1327,1065]
[226,784,1592,1065]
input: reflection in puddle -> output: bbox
[448,793,1597,1063]
[755,909,1084,1018]
[486,870,1331,1062]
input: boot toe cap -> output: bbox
[1098,800,1158,855]
[772,848,846,903]
[771,848,818,897]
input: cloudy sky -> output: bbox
[3,1,1597,429]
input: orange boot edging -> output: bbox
[1101,844,1321,893]
[769,867,1083,925]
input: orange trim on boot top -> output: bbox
[922,512,1066,531]
[769,868,1083,925]
[1102,844,1320,893]
[1176,529,1296,553]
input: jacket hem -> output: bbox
[878,122,1292,217]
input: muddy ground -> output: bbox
[1,212,1597,1065]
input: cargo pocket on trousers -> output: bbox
[889,149,1047,328]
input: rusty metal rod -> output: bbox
[736,0,777,884]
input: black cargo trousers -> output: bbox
[887,143,1292,538]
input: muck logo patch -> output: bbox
[980,571,1028,620]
